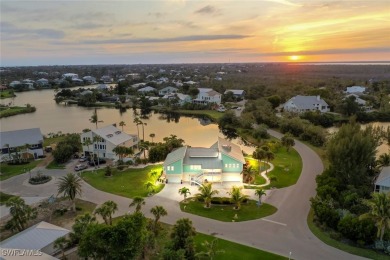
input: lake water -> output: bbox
[0,89,255,153]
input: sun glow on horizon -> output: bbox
[288,55,301,61]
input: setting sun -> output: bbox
[289,55,301,61]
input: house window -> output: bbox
[225,164,228,168]
[167,166,174,171]
[30,144,38,149]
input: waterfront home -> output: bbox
[375,166,390,194]
[159,86,178,96]
[9,81,21,88]
[83,75,96,84]
[81,125,138,160]
[0,221,70,256]
[193,88,222,105]
[0,128,44,161]
[36,78,49,87]
[163,137,245,184]
[224,89,246,98]
[162,93,192,105]
[283,95,330,113]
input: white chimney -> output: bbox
[316,95,320,101]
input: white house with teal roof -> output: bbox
[163,137,245,184]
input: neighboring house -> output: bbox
[0,221,70,256]
[163,137,245,184]
[9,81,21,88]
[283,95,330,113]
[375,166,390,193]
[159,86,178,96]
[345,94,372,111]
[345,86,366,95]
[83,76,96,84]
[62,73,78,79]
[131,83,147,89]
[0,128,44,160]
[162,93,192,105]
[100,75,113,83]
[81,125,138,160]
[96,84,109,91]
[138,86,157,93]
[224,89,246,98]
[36,78,49,87]
[193,88,222,105]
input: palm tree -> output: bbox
[195,238,225,260]
[94,200,118,225]
[5,197,37,232]
[254,188,267,206]
[377,153,390,168]
[227,186,249,210]
[129,196,145,212]
[360,192,390,241]
[92,135,101,168]
[145,181,155,195]
[70,213,96,244]
[90,108,99,129]
[133,117,141,145]
[196,183,219,208]
[113,146,133,160]
[57,173,83,212]
[150,205,168,235]
[243,165,257,183]
[54,236,69,259]
[82,137,93,161]
[178,187,191,202]
[119,121,126,131]
[253,148,267,173]
[149,133,156,143]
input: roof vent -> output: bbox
[222,144,231,151]
[106,134,113,138]
[115,131,121,135]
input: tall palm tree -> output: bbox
[133,117,141,150]
[119,121,126,131]
[243,165,257,183]
[90,108,99,129]
[254,188,267,205]
[253,148,267,173]
[227,186,249,210]
[196,183,219,208]
[57,173,83,212]
[129,196,145,212]
[94,200,118,225]
[82,137,93,160]
[5,197,37,232]
[149,133,156,143]
[150,205,168,235]
[178,187,191,202]
[92,135,101,168]
[360,192,390,241]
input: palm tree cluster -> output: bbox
[94,200,118,225]
[227,186,249,210]
[196,183,219,208]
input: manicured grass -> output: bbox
[46,160,65,169]
[194,233,287,260]
[49,199,97,227]
[81,165,165,198]
[43,135,67,147]
[0,90,16,99]
[307,209,388,260]
[245,157,269,185]
[176,109,224,121]
[180,198,277,222]
[0,192,17,205]
[0,106,36,118]
[0,160,41,181]
[267,147,302,189]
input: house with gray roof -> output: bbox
[0,221,70,256]
[375,166,390,194]
[0,128,43,161]
[81,124,138,160]
[193,88,222,105]
[224,89,246,98]
[159,86,178,96]
[283,95,330,113]
[163,137,245,184]
[138,86,157,93]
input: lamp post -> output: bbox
[289,252,292,260]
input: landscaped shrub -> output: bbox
[29,175,52,185]
[337,215,376,244]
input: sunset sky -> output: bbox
[1,0,389,66]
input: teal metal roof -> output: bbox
[163,146,187,166]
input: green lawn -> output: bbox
[0,192,17,205]
[0,106,36,118]
[194,233,287,260]
[49,199,97,227]
[176,109,224,121]
[245,157,269,185]
[0,160,41,181]
[180,198,277,222]
[267,147,302,189]
[0,90,16,99]
[81,165,165,198]
[307,209,388,260]
[46,160,65,169]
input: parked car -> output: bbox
[79,156,87,162]
[45,146,52,152]
[88,158,106,166]
[74,164,88,171]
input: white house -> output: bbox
[0,128,44,161]
[0,221,70,256]
[83,76,96,84]
[193,88,222,105]
[100,75,113,83]
[159,86,178,96]
[163,93,192,105]
[345,86,366,95]
[96,84,109,91]
[375,166,390,194]
[283,95,330,113]
[36,78,49,86]
[62,73,78,79]
[81,125,138,160]
[9,81,21,87]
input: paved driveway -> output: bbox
[0,130,366,259]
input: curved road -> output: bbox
[0,130,365,260]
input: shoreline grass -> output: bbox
[0,106,36,118]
